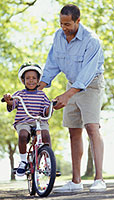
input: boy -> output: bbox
[3,62,52,176]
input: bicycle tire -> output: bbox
[34,145,56,197]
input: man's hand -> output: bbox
[38,81,47,90]
[53,88,80,110]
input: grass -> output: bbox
[57,173,114,182]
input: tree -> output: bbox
[0,0,114,180]
[0,0,39,180]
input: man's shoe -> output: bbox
[90,179,106,192]
[16,161,27,176]
[53,181,83,193]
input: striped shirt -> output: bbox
[7,89,51,128]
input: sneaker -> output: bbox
[53,181,83,193]
[16,161,27,176]
[90,179,106,192]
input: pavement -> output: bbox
[0,179,114,199]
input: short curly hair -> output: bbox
[60,4,80,22]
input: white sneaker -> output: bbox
[16,161,27,176]
[90,179,106,192]
[53,181,83,193]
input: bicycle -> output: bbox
[1,96,58,197]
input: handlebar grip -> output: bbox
[1,97,13,102]
[1,98,5,102]
[53,101,57,106]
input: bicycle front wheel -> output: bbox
[34,145,56,197]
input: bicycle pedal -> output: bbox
[25,170,31,175]
[56,171,61,177]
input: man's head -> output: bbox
[60,4,80,38]
[60,4,80,22]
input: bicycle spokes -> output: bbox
[34,146,56,197]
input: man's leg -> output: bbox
[85,123,104,180]
[69,128,83,184]
[53,127,83,193]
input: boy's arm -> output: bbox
[3,93,13,106]
[3,93,13,112]
[45,106,49,117]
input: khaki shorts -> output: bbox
[16,121,49,135]
[63,74,105,128]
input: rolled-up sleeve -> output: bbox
[71,38,104,90]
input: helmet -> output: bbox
[18,62,42,84]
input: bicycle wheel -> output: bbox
[27,151,36,196]
[34,145,56,197]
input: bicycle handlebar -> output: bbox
[1,96,57,121]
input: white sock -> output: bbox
[20,153,27,163]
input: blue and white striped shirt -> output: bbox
[7,89,50,128]
[41,23,104,90]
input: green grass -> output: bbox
[57,173,114,181]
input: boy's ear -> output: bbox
[22,78,25,84]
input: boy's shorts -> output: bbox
[16,121,49,135]
[63,74,105,128]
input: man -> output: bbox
[38,4,106,192]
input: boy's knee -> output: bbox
[19,129,29,143]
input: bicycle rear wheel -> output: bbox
[34,145,56,197]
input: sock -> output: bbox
[20,153,27,163]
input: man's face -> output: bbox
[60,14,80,37]
[24,70,39,91]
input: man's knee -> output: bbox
[85,123,100,135]
[69,128,82,140]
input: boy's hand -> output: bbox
[3,93,13,105]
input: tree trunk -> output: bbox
[85,141,94,176]
[8,143,17,180]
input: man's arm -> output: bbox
[38,81,48,90]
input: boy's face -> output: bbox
[24,70,39,91]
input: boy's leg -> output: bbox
[18,129,29,163]
[40,121,51,146]
[41,130,51,147]
[16,123,30,176]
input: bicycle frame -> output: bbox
[12,95,54,174]
[1,95,57,197]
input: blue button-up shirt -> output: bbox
[41,23,104,90]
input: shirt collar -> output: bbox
[73,23,83,41]
[61,23,83,41]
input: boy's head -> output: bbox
[18,62,42,91]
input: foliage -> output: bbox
[0,0,114,179]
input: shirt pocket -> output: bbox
[70,55,84,72]
[54,50,66,69]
